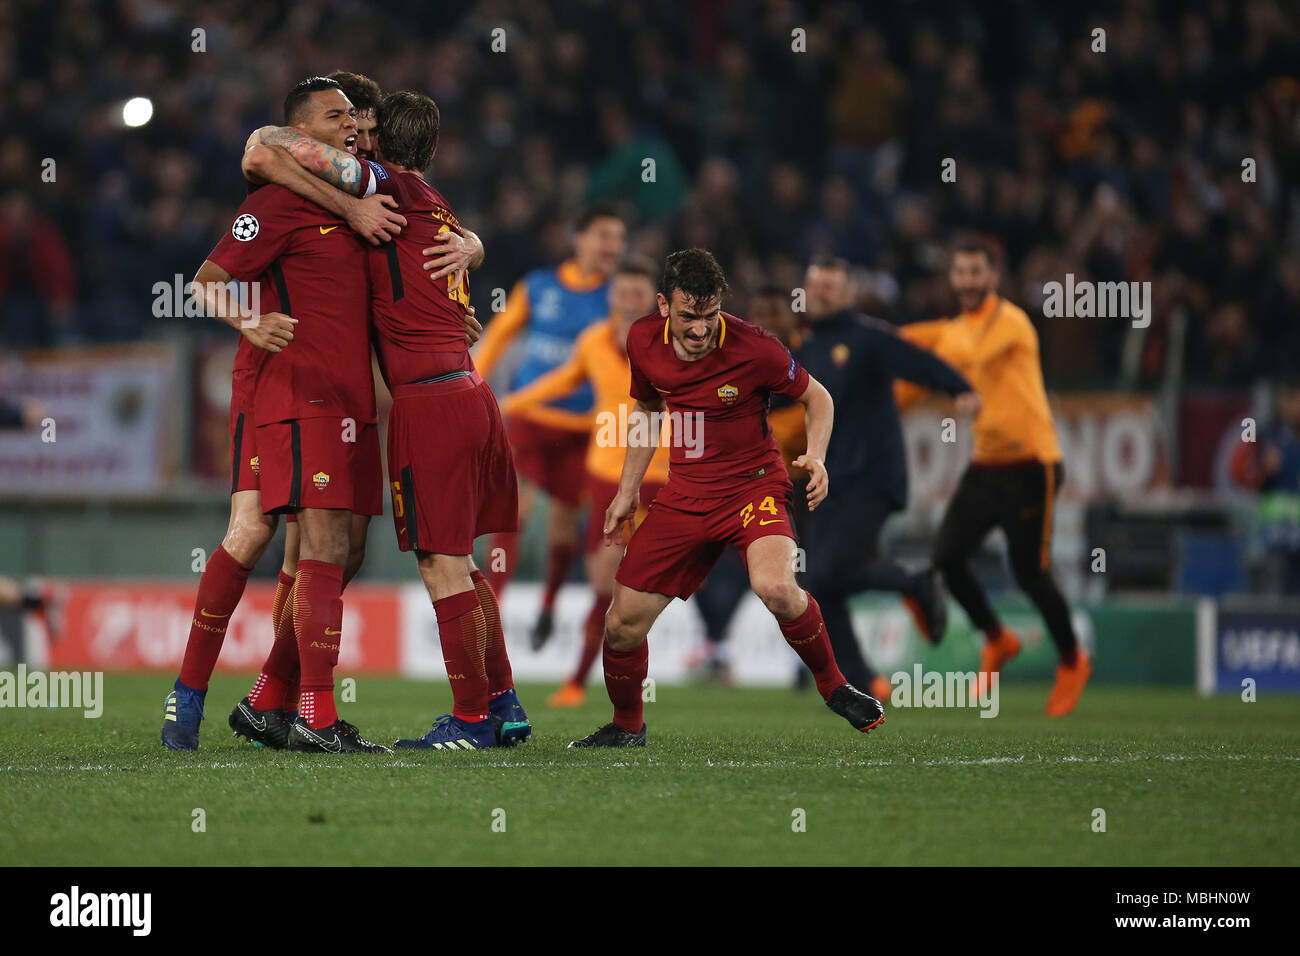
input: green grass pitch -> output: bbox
[1,675,1297,866]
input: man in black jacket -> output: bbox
[794,259,978,694]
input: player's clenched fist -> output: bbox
[241,312,297,352]
[603,491,639,547]
[794,454,829,510]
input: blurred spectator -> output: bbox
[2,0,1297,393]
[0,191,77,348]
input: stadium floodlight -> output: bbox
[122,97,153,128]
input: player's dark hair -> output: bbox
[576,204,623,232]
[950,233,1004,271]
[284,76,343,125]
[376,90,440,171]
[326,70,382,115]
[661,249,729,307]
[615,255,659,284]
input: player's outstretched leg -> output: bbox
[748,536,885,734]
[569,584,669,747]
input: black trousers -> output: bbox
[932,461,1078,661]
[795,480,924,689]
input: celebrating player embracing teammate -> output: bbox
[162,75,407,751]
[571,249,886,748]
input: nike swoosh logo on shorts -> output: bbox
[319,226,339,234]
[759,519,781,526]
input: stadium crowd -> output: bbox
[5,0,1299,389]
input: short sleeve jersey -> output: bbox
[626,311,809,497]
[365,163,473,385]
[208,182,375,426]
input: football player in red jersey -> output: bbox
[238,90,529,750]
[162,76,408,752]
[362,91,527,750]
[162,74,489,752]
[570,249,886,747]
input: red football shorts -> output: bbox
[507,414,588,506]
[229,367,261,495]
[615,475,797,599]
[256,417,383,516]
[388,373,519,554]
[584,473,666,553]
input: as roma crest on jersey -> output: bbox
[717,384,739,404]
[249,455,260,474]
[312,471,331,491]
[832,343,851,367]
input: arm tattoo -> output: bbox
[259,127,365,195]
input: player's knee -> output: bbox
[753,574,802,618]
[225,516,273,566]
[603,605,644,650]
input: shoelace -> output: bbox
[426,714,459,737]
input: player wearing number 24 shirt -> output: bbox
[569,248,887,748]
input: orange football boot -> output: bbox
[869,674,893,705]
[974,627,1021,700]
[546,680,586,708]
[1044,650,1092,717]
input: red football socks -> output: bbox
[472,570,514,697]
[542,541,578,611]
[178,544,253,690]
[435,588,489,722]
[573,592,610,684]
[248,571,299,711]
[294,559,344,729]
[604,640,648,732]
[779,593,847,699]
[485,533,519,597]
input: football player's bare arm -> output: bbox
[792,376,833,510]
[188,259,296,353]
[246,125,367,194]
[605,396,665,546]
[241,143,404,246]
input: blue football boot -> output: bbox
[489,687,532,746]
[394,713,498,750]
[160,680,206,751]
